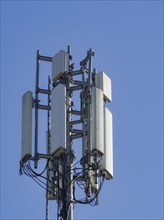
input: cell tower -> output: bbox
[20,46,113,220]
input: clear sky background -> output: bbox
[0,1,163,220]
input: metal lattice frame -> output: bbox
[20,46,105,220]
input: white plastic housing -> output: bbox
[95,71,112,102]
[52,50,69,81]
[101,107,113,179]
[51,84,66,156]
[21,91,32,162]
[91,87,104,155]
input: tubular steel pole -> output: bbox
[87,49,94,196]
[34,50,39,169]
[60,46,74,220]
[67,45,74,220]
[87,49,93,157]
[46,76,51,220]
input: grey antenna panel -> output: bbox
[91,87,104,155]
[101,107,113,180]
[51,84,66,156]
[21,91,32,162]
[95,71,112,102]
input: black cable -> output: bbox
[23,165,47,191]
[28,159,49,176]
[21,152,104,207]
[25,162,64,200]
[76,180,85,189]
[19,161,23,176]
[66,166,92,191]
[74,177,105,205]
[23,164,63,197]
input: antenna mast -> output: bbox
[20,46,113,220]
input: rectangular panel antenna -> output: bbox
[51,84,66,156]
[101,107,113,179]
[91,87,104,155]
[95,72,112,102]
[21,91,32,162]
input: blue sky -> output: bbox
[0,1,163,220]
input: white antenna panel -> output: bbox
[51,84,66,156]
[52,50,69,81]
[101,107,113,180]
[95,71,112,102]
[21,91,32,162]
[91,87,104,155]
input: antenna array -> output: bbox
[20,46,113,220]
